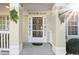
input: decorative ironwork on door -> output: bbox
[28,16,47,42]
[32,17,43,37]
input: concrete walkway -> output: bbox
[20,43,55,55]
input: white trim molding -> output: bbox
[49,40,56,55]
[56,47,66,55]
[19,43,23,52]
[50,43,56,54]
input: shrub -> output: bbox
[66,38,79,54]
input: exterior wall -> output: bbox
[67,35,79,41]
[48,4,66,54]
[51,10,56,46]
[50,10,57,52]
[0,9,9,15]
[46,6,57,53]
[22,15,28,42]
[47,11,56,46]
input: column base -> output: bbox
[10,45,19,55]
[56,47,66,55]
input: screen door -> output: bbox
[28,16,47,42]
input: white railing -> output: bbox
[0,31,9,50]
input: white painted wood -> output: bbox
[2,16,3,30]
[0,49,9,50]
[5,16,7,30]
[1,34,3,48]
[0,15,9,51]
[0,33,9,49]
[0,15,9,31]
[3,34,5,48]
[78,12,79,37]
[66,11,79,40]
[0,31,9,33]
[7,34,8,48]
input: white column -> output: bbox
[55,4,66,55]
[9,3,20,55]
[19,5,23,53]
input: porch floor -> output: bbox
[20,43,55,55]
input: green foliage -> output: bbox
[58,13,64,24]
[66,38,79,54]
[10,9,18,23]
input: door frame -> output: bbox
[28,15,47,43]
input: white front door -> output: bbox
[28,16,47,43]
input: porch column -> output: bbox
[55,4,66,55]
[9,3,20,55]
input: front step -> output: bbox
[20,43,54,55]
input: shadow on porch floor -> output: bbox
[20,43,55,55]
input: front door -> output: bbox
[28,16,47,43]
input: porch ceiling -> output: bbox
[0,3,9,10]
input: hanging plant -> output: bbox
[10,8,19,23]
[58,13,64,24]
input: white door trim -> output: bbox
[28,15,47,43]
